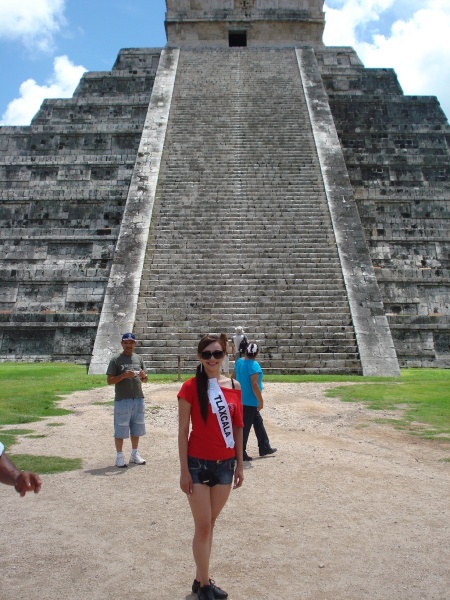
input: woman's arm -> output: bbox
[178,398,193,496]
[250,373,264,410]
[233,426,244,489]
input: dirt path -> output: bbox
[1,382,449,600]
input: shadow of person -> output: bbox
[84,465,129,476]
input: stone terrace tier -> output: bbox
[0,49,161,363]
[317,47,450,367]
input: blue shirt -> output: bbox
[234,358,263,407]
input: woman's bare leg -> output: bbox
[188,483,232,586]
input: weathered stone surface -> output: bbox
[89,48,179,374]
[316,46,450,367]
[165,0,325,47]
[0,1,448,371]
[126,47,362,374]
[0,49,162,364]
[298,48,399,375]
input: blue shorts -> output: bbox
[188,456,235,486]
[114,398,146,439]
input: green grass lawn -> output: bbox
[0,364,187,434]
[0,363,107,426]
[325,368,450,441]
[1,364,448,473]
[0,364,188,472]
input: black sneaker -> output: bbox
[243,452,253,461]
[259,447,277,457]
[192,579,228,599]
[197,584,215,600]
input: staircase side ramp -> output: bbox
[298,48,400,376]
[88,49,179,374]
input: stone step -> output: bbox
[0,312,99,324]
[136,352,361,374]
[136,302,351,312]
[1,229,118,240]
[139,311,350,328]
[144,253,338,261]
[162,352,359,364]
[136,319,354,330]
[137,288,348,298]
[136,342,356,354]
[134,328,356,340]
[138,277,347,287]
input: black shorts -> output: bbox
[188,456,235,486]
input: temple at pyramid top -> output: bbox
[165,0,325,47]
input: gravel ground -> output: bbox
[1,381,449,600]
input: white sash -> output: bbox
[208,378,235,449]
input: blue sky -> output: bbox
[1,0,449,125]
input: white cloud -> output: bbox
[0,56,86,126]
[324,0,396,45]
[323,0,450,119]
[0,0,66,52]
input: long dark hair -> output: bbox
[196,333,228,422]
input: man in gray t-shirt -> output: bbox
[107,333,148,468]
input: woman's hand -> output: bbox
[233,464,244,489]
[180,471,193,496]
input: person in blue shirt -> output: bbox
[232,342,277,461]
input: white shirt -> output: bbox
[233,334,245,351]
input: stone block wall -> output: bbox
[165,0,325,47]
[165,21,324,47]
[316,47,450,367]
[0,49,161,363]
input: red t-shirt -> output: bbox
[178,377,244,461]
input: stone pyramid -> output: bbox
[1,1,448,374]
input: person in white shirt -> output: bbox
[232,326,248,361]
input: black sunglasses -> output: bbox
[200,350,225,360]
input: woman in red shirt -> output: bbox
[178,333,244,600]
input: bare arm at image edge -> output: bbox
[0,447,42,496]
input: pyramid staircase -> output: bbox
[133,48,362,373]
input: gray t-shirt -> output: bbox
[106,353,145,401]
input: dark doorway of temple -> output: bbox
[229,31,247,47]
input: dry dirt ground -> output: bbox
[1,382,449,600]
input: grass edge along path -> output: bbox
[0,363,105,473]
[325,368,450,443]
[1,364,449,473]
[0,364,188,473]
